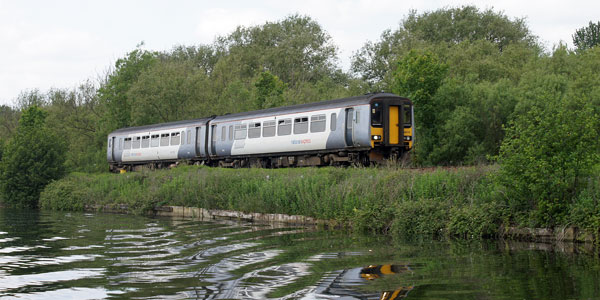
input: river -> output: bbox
[0,209,599,299]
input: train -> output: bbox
[106,93,413,172]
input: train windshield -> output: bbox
[371,103,382,127]
[404,105,412,125]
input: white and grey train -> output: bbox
[107,93,413,171]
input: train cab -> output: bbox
[368,96,414,161]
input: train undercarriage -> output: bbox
[110,146,409,173]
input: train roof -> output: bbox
[109,117,212,136]
[212,92,405,123]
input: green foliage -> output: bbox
[126,60,210,125]
[498,89,600,226]
[98,48,158,130]
[573,21,600,52]
[253,71,287,109]
[392,50,448,128]
[391,199,450,238]
[352,5,536,87]
[447,202,504,238]
[0,106,66,208]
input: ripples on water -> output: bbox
[0,209,599,299]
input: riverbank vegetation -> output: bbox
[39,165,600,240]
[1,7,599,236]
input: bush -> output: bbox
[0,106,66,208]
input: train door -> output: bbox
[345,108,354,147]
[195,126,202,157]
[108,137,115,161]
[388,105,400,145]
[210,125,217,156]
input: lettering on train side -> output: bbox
[291,139,312,145]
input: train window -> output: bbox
[181,131,185,144]
[234,124,247,140]
[229,125,233,141]
[331,113,337,131]
[278,119,291,136]
[356,111,360,123]
[404,105,412,125]
[294,117,308,134]
[310,114,326,133]
[221,126,226,141]
[263,120,276,137]
[124,138,131,150]
[151,134,159,147]
[119,138,122,150]
[371,103,382,127]
[187,130,191,144]
[132,136,141,149]
[160,133,170,146]
[171,132,181,145]
[141,136,150,148]
[248,122,261,139]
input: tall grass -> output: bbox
[39,164,600,239]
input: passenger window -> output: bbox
[132,136,141,149]
[331,113,337,131]
[171,132,181,145]
[277,119,291,136]
[221,126,226,141]
[263,120,276,137]
[181,131,185,144]
[160,133,170,146]
[229,125,233,141]
[124,138,131,150]
[119,138,122,150]
[187,130,191,144]
[294,117,309,134]
[356,111,360,123]
[141,136,150,148]
[248,122,261,139]
[234,124,247,140]
[151,135,159,147]
[310,114,326,133]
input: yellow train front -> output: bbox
[367,94,414,163]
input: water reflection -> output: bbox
[0,208,599,299]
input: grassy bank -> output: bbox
[39,165,600,240]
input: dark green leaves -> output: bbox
[0,106,66,208]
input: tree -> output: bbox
[253,71,286,109]
[392,50,447,131]
[497,81,600,226]
[0,106,66,208]
[351,6,537,88]
[216,15,339,88]
[126,60,210,125]
[573,21,600,52]
[97,48,157,131]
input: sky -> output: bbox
[0,0,598,106]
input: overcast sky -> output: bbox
[0,0,598,105]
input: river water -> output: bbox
[0,209,599,300]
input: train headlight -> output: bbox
[403,136,412,141]
[372,135,382,141]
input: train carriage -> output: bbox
[107,93,413,171]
